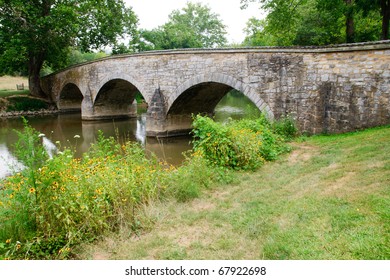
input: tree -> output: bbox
[356,0,390,40]
[381,0,390,39]
[138,2,227,50]
[0,0,138,99]
[293,0,345,45]
[241,0,385,45]
[241,0,313,46]
[243,18,276,46]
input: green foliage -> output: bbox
[192,115,294,169]
[6,96,49,112]
[87,131,121,158]
[66,49,108,67]
[13,118,49,172]
[241,0,387,46]
[272,116,299,140]
[0,0,138,96]
[0,90,29,98]
[167,152,214,202]
[243,18,276,46]
[138,2,227,50]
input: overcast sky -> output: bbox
[124,0,265,44]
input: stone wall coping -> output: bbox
[43,40,390,78]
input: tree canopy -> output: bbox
[241,0,388,46]
[136,2,227,51]
[0,0,138,98]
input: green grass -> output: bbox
[75,125,390,260]
[5,96,49,111]
[0,89,30,98]
[0,90,49,113]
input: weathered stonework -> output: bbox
[40,41,390,136]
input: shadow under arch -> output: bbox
[93,78,147,120]
[168,73,274,119]
[94,74,149,105]
[58,83,83,112]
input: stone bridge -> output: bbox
[41,41,390,136]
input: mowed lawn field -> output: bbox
[0,76,28,91]
[0,76,29,98]
[76,125,390,260]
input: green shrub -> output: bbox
[167,152,213,202]
[273,116,299,140]
[6,96,49,111]
[192,115,264,170]
[191,114,293,169]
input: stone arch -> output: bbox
[94,73,149,104]
[92,77,145,120]
[58,83,83,112]
[168,73,274,119]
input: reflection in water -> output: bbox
[214,90,261,122]
[0,143,24,178]
[42,136,58,158]
[0,91,259,178]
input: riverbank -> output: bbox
[0,95,57,118]
[0,76,57,118]
[0,107,59,118]
[76,125,390,260]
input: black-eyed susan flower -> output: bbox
[29,188,35,194]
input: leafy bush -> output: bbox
[192,115,293,169]
[272,115,299,140]
[6,96,49,111]
[192,115,264,170]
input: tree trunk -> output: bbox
[345,0,355,43]
[381,0,390,40]
[28,55,48,99]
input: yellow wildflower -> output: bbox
[29,188,35,194]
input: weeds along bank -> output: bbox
[0,115,295,259]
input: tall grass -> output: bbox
[0,121,167,259]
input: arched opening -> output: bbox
[214,89,261,123]
[168,82,233,115]
[164,82,262,136]
[146,73,273,137]
[94,79,146,119]
[58,83,83,112]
